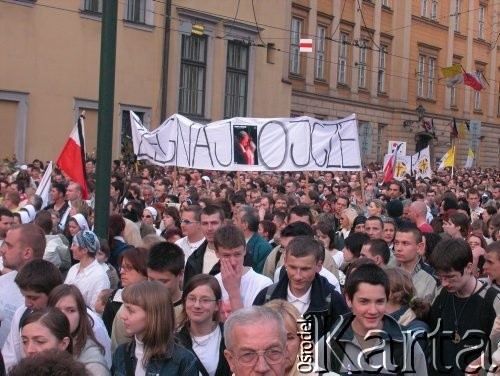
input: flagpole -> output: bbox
[451,142,455,179]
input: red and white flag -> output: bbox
[383,143,403,183]
[56,115,89,199]
[299,39,313,52]
[463,71,485,91]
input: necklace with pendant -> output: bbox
[451,278,478,344]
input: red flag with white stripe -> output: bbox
[56,115,89,199]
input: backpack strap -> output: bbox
[265,283,278,303]
[480,286,499,334]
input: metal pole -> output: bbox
[94,0,118,239]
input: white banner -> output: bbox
[411,146,432,179]
[130,112,362,171]
[388,141,406,155]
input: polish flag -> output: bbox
[383,143,403,183]
[299,39,313,52]
[56,115,89,199]
[463,71,485,91]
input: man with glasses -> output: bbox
[175,205,205,260]
[429,238,499,375]
[224,306,287,376]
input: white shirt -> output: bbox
[273,265,341,293]
[0,271,24,348]
[2,304,112,370]
[202,246,219,274]
[215,268,272,308]
[65,259,110,309]
[287,285,312,314]
[175,236,206,261]
[134,337,147,376]
[192,325,221,376]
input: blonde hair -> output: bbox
[122,281,174,367]
[341,207,358,230]
[264,299,300,329]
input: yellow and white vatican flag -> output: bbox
[464,148,474,168]
[437,146,456,171]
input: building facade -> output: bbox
[288,0,500,167]
[1,0,498,168]
[0,0,291,164]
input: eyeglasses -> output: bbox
[120,264,135,273]
[185,296,217,305]
[181,219,199,225]
[231,348,285,366]
[435,273,462,282]
[142,215,152,219]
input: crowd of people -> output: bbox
[0,158,499,375]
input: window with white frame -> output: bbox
[358,40,368,88]
[126,0,146,23]
[179,34,207,117]
[290,18,302,75]
[417,55,425,97]
[421,0,428,17]
[427,57,436,99]
[474,91,481,110]
[478,5,485,39]
[338,32,348,85]
[417,55,436,99]
[377,45,386,93]
[82,0,102,13]
[454,0,460,32]
[382,0,389,7]
[315,25,326,79]
[224,40,249,119]
[430,0,438,20]
[450,86,457,106]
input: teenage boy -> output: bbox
[429,238,499,376]
[184,205,225,287]
[111,241,185,352]
[214,225,272,312]
[175,205,205,260]
[2,259,111,370]
[318,263,428,374]
[393,226,437,301]
[254,236,348,336]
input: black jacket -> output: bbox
[175,323,231,376]
[183,240,220,289]
[253,273,349,337]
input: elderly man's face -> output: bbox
[224,320,286,376]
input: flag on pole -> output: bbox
[35,161,53,208]
[451,118,459,139]
[445,73,464,88]
[458,121,468,139]
[441,64,462,78]
[299,39,313,52]
[383,143,403,183]
[411,146,432,179]
[463,71,485,91]
[464,148,474,168]
[56,115,89,199]
[437,146,456,171]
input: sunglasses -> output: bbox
[142,215,152,219]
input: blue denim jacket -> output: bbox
[112,340,199,376]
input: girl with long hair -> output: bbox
[314,221,344,268]
[113,281,198,375]
[48,285,109,375]
[176,274,231,376]
[384,267,430,333]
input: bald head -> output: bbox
[409,200,427,223]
